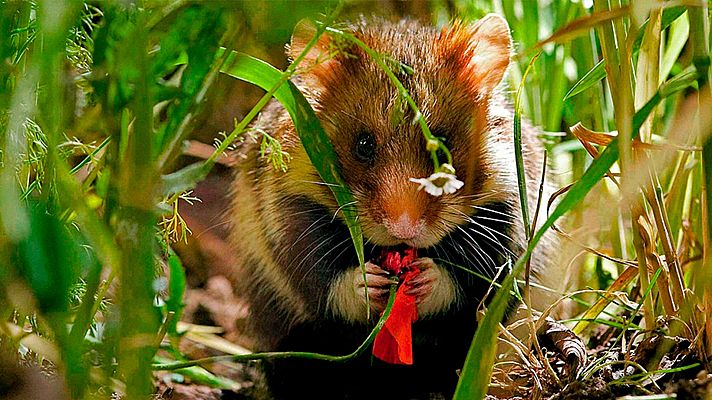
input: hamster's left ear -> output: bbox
[442,14,513,93]
[288,19,331,65]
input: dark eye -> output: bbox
[353,132,377,163]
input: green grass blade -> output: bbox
[453,259,517,399]
[632,6,687,55]
[162,162,210,198]
[660,11,689,82]
[154,6,230,169]
[153,356,241,390]
[564,59,607,101]
[165,247,186,336]
[532,6,629,50]
[219,50,297,116]
[514,52,541,239]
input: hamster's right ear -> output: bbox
[287,19,333,71]
[442,14,513,94]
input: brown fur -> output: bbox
[229,15,557,399]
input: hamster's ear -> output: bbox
[442,14,512,93]
[287,19,332,70]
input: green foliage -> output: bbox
[1,1,711,399]
[0,1,238,397]
[451,2,712,399]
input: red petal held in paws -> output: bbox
[372,248,419,365]
[373,270,419,364]
[381,247,418,275]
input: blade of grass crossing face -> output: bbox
[217,46,365,276]
[161,49,308,198]
[168,7,364,287]
[219,51,299,122]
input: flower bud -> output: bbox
[426,139,440,152]
[438,163,455,175]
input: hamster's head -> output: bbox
[286,15,513,249]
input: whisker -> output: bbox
[297,236,353,288]
[470,204,516,220]
[194,219,231,239]
[288,235,345,284]
[455,225,497,275]
[291,214,330,249]
[295,179,347,188]
[332,200,358,222]
[445,206,514,259]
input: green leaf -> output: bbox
[165,248,186,335]
[660,11,689,81]
[152,5,227,161]
[632,6,687,55]
[153,356,240,390]
[219,50,298,119]
[15,202,84,314]
[514,51,541,239]
[161,161,210,198]
[563,59,606,101]
[658,65,699,97]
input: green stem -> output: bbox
[115,8,160,398]
[325,27,453,170]
[687,2,712,365]
[152,281,398,370]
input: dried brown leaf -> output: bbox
[537,317,587,377]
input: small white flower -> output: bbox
[409,165,464,197]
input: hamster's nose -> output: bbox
[384,213,425,240]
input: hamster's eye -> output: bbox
[353,132,376,163]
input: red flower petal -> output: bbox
[372,249,419,365]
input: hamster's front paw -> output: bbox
[405,258,457,317]
[354,262,392,314]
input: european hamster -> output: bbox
[230,15,556,399]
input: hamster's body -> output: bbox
[230,16,557,399]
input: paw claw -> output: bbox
[353,263,394,314]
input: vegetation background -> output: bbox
[0,0,711,399]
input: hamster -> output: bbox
[229,15,557,399]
